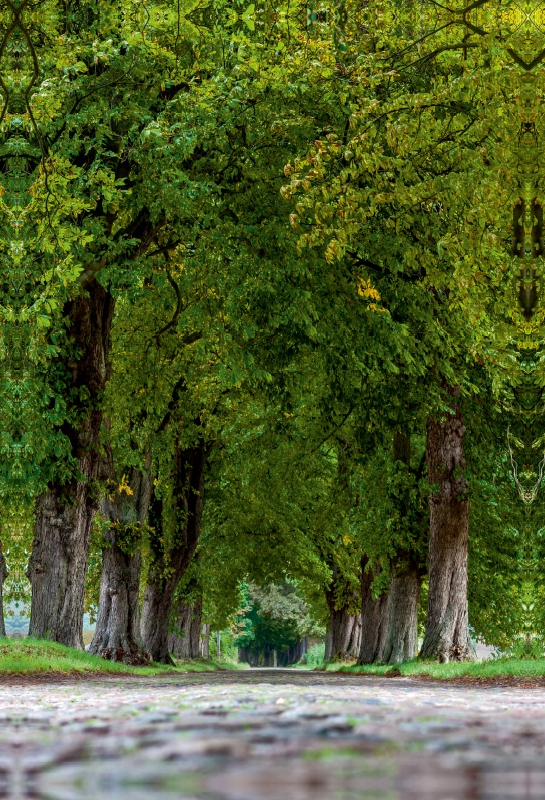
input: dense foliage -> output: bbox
[0,0,543,663]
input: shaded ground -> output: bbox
[3,668,545,798]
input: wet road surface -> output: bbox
[2,668,545,799]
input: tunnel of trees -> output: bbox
[0,0,543,665]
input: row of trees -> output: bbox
[0,0,541,663]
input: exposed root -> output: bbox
[100,648,151,666]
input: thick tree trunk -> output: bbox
[28,282,114,648]
[358,559,390,664]
[420,401,475,662]
[140,440,209,664]
[327,605,361,659]
[90,545,147,663]
[89,455,152,664]
[382,564,422,665]
[382,431,425,665]
[325,565,361,660]
[329,604,354,656]
[28,486,96,649]
[167,596,202,659]
[140,574,178,665]
[351,613,362,656]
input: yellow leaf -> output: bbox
[356,277,381,301]
[118,475,134,495]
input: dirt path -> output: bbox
[3,669,545,798]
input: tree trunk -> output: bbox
[324,631,333,661]
[89,455,152,665]
[200,623,210,658]
[0,549,7,637]
[328,605,361,659]
[325,565,361,660]
[382,431,426,665]
[382,564,422,665]
[28,282,114,648]
[140,439,209,664]
[350,614,362,656]
[420,400,475,662]
[168,596,202,659]
[358,559,390,664]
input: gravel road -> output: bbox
[3,668,545,799]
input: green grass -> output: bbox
[0,638,244,675]
[8,640,542,681]
[322,657,545,680]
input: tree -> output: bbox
[2,0,542,664]
[6,0,217,646]
[87,449,151,664]
[282,11,526,660]
[236,583,317,667]
[141,438,209,664]
[419,391,474,660]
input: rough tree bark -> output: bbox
[382,562,423,664]
[88,451,152,664]
[382,432,425,665]
[27,282,114,649]
[325,567,362,660]
[358,558,390,664]
[167,595,203,659]
[351,614,362,656]
[140,439,209,664]
[420,396,475,662]
[328,607,360,659]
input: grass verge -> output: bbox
[0,638,243,676]
[322,657,545,682]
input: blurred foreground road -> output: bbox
[2,669,544,799]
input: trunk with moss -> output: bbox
[325,566,362,660]
[382,561,423,664]
[140,440,209,664]
[168,597,202,661]
[382,432,426,665]
[358,558,390,664]
[167,569,203,660]
[89,449,152,665]
[167,595,203,659]
[28,282,114,649]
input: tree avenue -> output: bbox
[0,0,542,666]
